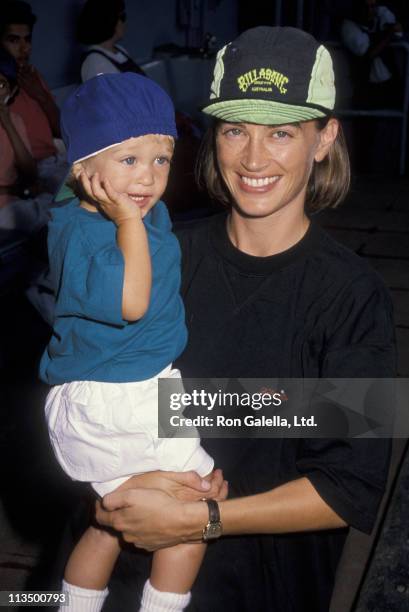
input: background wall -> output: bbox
[27,0,238,88]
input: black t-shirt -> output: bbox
[177,212,395,380]
[105,213,396,612]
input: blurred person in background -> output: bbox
[0,48,52,242]
[0,49,36,208]
[77,0,145,82]
[341,0,403,106]
[0,1,67,193]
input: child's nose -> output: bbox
[135,165,154,185]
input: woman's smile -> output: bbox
[216,120,334,222]
[239,174,281,192]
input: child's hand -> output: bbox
[80,171,142,225]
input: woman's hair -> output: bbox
[196,118,351,213]
[306,117,351,212]
[77,0,125,45]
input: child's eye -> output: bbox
[155,156,170,166]
[121,156,136,165]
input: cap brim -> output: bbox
[201,99,327,125]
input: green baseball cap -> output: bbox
[202,26,335,125]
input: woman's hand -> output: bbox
[117,468,228,502]
[96,488,209,551]
[95,469,227,551]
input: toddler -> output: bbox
[40,72,214,612]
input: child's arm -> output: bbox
[80,172,151,321]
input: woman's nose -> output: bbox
[241,137,270,172]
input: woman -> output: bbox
[92,26,394,611]
[77,0,144,82]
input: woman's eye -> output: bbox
[273,130,291,139]
[121,156,136,165]
[225,127,242,137]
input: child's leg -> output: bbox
[151,542,206,592]
[65,523,121,589]
[61,524,120,612]
[139,543,206,612]
[138,461,213,610]
[140,469,213,611]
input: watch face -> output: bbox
[204,522,223,539]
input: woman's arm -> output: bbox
[212,477,346,535]
[96,476,346,551]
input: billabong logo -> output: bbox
[237,68,289,95]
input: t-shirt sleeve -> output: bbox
[297,437,391,533]
[55,233,127,327]
[297,273,396,533]
[378,6,397,27]
[321,273,396,376]
[341,19,370,56]
[81,54,120,82]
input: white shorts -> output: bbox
[44,365,214,496]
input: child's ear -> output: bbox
[72,162,85,180]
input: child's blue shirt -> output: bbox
[39,198,187,385]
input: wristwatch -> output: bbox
[201,498,223,541]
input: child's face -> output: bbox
[79,134,174,217]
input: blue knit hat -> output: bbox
[61,72,177,164]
